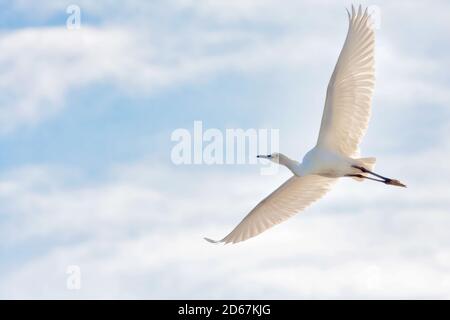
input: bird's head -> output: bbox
[257,152,280,163]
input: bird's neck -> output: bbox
[278,154,303,176]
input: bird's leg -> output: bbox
[345,174,386,183]
[351,165,407,187]
[352,165,388,179]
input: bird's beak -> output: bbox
[257,155,270,159]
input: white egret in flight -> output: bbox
[205,5,406,245]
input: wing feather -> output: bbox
[317,6,376,157]
[205,175,335,244]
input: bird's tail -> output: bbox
[351,157,377,181]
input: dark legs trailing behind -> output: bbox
[347,165,407,188]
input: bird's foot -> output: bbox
[384,179,407,188]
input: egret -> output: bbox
[205,5,406,245]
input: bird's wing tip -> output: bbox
[204,237,222,244]
[346,4,371,16]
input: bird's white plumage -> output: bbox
[206,175,335,244]
[317,6,375,157]
[205,6,390,245]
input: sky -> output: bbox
[0,0,450,299]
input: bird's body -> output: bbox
[275,147,358,178]
[301,146,355,178]
[205,5,406,245]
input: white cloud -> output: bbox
[0,27,130,132]
[0,23,329,133]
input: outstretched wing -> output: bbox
[317,6,376,157]
[205,175,335,244]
